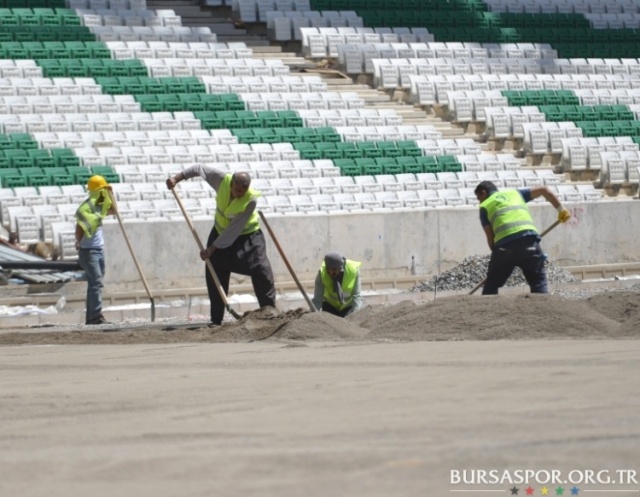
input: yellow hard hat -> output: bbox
[87,175,108,192]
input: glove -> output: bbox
[557,208,571,223]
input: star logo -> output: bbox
[570,487,580,495]
[541,487,549,495]
[511,486,519,495]
[556,487,565,495]
[526,487,535,495]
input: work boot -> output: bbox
[85,314,113,325]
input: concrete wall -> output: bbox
[103,200,640,292]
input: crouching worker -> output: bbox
[312,251,363,317]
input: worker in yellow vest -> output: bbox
[312,251,363,317]
[75,175,115,325]
[167,165,276,325]
[474,181,571,295]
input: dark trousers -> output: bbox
[206,228,276,324]
[483,236,548,295]
[321,302,352,318]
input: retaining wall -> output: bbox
[103,200,640,292]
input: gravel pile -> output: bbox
[410,255,577,293]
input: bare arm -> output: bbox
[75,224,83,250]
[483,224,495,250]
[528,186,571,223]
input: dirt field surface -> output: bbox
[1,293,639,497]
[1,292,639,344]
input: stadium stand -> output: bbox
[1,0,638,263]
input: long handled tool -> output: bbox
[107,190,156,321]
[258,210,317,312]
[171,188,242,320]
[469,220,561,295]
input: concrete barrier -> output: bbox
[103,201,640,292]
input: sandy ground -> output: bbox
[1,293,639,497]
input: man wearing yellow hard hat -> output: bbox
[75,175,115,325]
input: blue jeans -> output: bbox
[483,236,548,295]
[78,248,105,321]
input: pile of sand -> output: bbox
[354,294,622,341]
[1,292,637,345]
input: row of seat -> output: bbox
[1,94,143,114]
[72,142,303,166]
[233,0,310,22]
[332,125,443,143]
[0,144,524,189]
[584,12,640,28]
[410,74,640,106]
[141,58,289,78]
[49,135,477,161]
[239,91,365,111]
[0,7,81,25]
[372,58,640,89]
[561,136,640,171]
[32,125,443,150]
[112,159,341,183]
[258,182,600,213]
[88,25,218,42]
[303,35,557,60]
[484,0,640,14]
[448,91,640,123]
[294,108,401,128]
[105,40,253,59]
[77,9,182,28]
[268,12,365,41]
[203,123,443,145]
[0,111,215,133]
[597,150,640,185]
[70,0,147,9]
[522,122,585,154]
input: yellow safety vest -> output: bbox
[320,259,362,311]
[480,190,538,244]
[214,174,261,235]
[75,189,112,239]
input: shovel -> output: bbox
[469,220,561,295]
[258,210,317,312]
[171,188,242,320]
[107,190,156,321]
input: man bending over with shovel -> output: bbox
[474,181,571,295]
[167,166,276,325]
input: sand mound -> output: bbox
[2,293,637,345]
[585,292,640,323]
[361,294,621,341]
[274,311,369,341]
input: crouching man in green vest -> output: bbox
[312,251,363,317]
[474,181,571,295]
[167,165,276,325]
